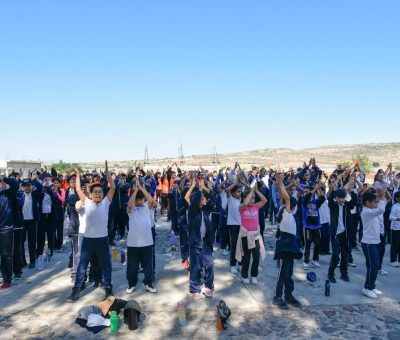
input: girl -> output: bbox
[389,191,400,266]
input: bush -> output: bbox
[372,162,380,168]
[50,160,84,174]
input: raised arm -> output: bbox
[185,180,196,205]
[105,161,116,201]
[127,184,138,214]
[137,180,155,209]
[276,173,290,212]
[73,169,86,203]
[225,180,239,198]
[240,187,254,211]
[255,186,267,209]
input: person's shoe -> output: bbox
[378,269,388,275]
[14,273,22,280]
[80,282,86,291]
[311,260,320,268]
[67,288,80,303]
[285,295,302,308]
[145,284,157,293]
[348,262,357,268]
[327,275,337,284]
[373,288,383,295]
[0,282,11,289]
[389,262,400,267]
[171,245,176,252]
[302,262,309,270]
[67,258,73,268]
[202,286,213,298]
[242,277,250,284]
[93,281,104,288]
[250,277,258,285]
[182,260,189,270]
[273,297,289,309]
[126,286,136,294]
[222,249,229,256]
[362,288,378,299]
[230,266,238,274]
[22,261,28,268]
[190,292,204,300]
[104,286,114,298]
[340,274,350,282]
[352,245,360,251]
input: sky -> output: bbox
[0,0,399,162]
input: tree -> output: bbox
[352,155,373,174]
[50,160,84,174]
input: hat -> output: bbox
[97,296,116,316]
[78,305,103,321]
[21,179,32,186]
[86,314,111,328]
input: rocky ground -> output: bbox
[2,214,400,339]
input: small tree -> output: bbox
[372,161,380,168]
[352,155,373,174]
[50,160,84,174]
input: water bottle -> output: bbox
[325,279,330,297]
[177,301,187,327]
[110,311,119,333]
[113,247,118,262]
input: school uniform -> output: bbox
[53,187,66,250]
[389,203,400,263]
[319,198,331,254]
[37,186,58,256]
[227,196,241,267]
[65,187,80,273]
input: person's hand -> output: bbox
[190,179,196,189]
[276,172,284,185]
[376,187,386,199]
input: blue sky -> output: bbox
[0,0,399,162]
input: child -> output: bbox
[360,188,386,298]
[273,173,302,309]
[126,179,157,294]
[389,191,400,266]
[185,179,214,299]
[236,185,267,284]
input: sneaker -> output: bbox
[67,258,73,268]
[302,262,309,270]
[182,260,189,270]
[242,277,250,284]
[67,288,80,303]
[14,273,22,280]
[285,295,301,308]
[190,292,204,300]
[362,288,378,299]
[340,274,350,282]
[230,266,238,274]
[389,262,400,267]
[126,286,136,294]
[378,269,388,275]
[145,284,157,293]
[373,288,382,295]
[273,297,289,310]
[250,277,258,285]
[311,261,320,268]
[222,249,229,256]
[327,276,337,284]
[348,262,357,268]
[104,286,114,298]
[0,282,11,289]
[202,286,213,298]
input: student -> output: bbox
[126,179,157,294]
[236,185,267,284]
[52,178,66,252]
[360,188,386,298]
[67,161,115,303]
[178,176,190,269]
[319,184,331,255]
[65,174,80,271]
[273,173,302,309]
[327,181,355,283]
[302,184,325,269]
[226,180,243,274]
[185,179,214,299]
[389,191,400,267]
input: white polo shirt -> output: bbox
[227,196,241,225]
[127,203,153,247]
[83,197,111,238]
[280,210,297,236]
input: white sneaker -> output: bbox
[145,284,157,293]
[302,262,309,270]
[222,249,229,256]
[389,262,400,267]
[311,261,320,268]
[242,277,250,284]
[230,266,238,274]
[378,269,388,275]
[362,288,378,299]
[250,277,258,285]
[126,286,136,294]
[348,262,357,268]
[373,289,383,295]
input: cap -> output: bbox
[21,179,32,186]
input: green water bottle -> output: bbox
[110,311,119,333]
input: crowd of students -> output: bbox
[1,159,400,307]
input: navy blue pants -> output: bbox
[211,212,220,244]
[170,210,179,234]
[274,258,294,299]
[0,229,13,284]
[189,243,214,293]
[328,232,348,277]
[74,237,112,289]
[228,225,240,266]
[13,229,24,275]
[390,230,400,263]
[219,215,229,250]
[320,222,330,253]
[179,224,189,261]
[361,243,379,290]
[126,245,154,287]
[37,213,55,256]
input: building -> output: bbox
[0,160,43,178]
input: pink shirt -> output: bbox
[240,204,260,232]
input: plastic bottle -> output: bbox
[110,311,119,333]
[113,247,118,262]
[325,279,330,297]
[177,301,187,327]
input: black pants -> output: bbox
[379,234,385,270]
[107,208,118,243]
[219,215,229,250]
[23,220,37,264]
[228,225,240,266]
[211,213,220,244]
[0,229,13,284]
[37,214,55,256]
[152,226,156,273]
[274,258,294,299]
[88,252,102,283]
[259,211,266,243]
[115,207,128,239]
[126,245,154,287]
[179,224,189,261]
[170,210,179,234]
[328,232,348,277]
[304,228,320,263]
[240,238,260,279]
[390,230,400,263]
[54,207,65,250]
[161,194,168,214]
[320,223,330,253]
[13,229,24,275]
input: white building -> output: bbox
[0,160,43,178]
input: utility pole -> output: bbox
[178,143,184,165]
[213,145,220,164]
[144,145,149,165]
